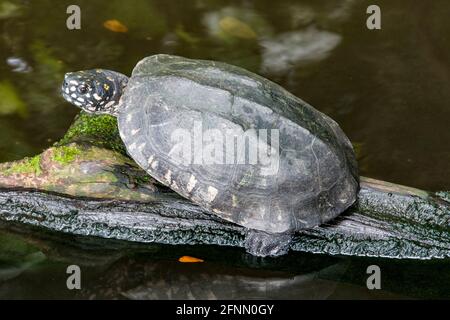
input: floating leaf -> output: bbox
[103,0,167,38]
[203,7,272,44]
[219,16,257,39]
[0,80,27,117]
[178,256,204,263]
[103,19,128,33]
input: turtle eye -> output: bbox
[77,84,88,94]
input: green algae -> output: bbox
[4,155,42,176]
[57,112,126,155]
[52,145,82,165]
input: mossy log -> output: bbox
[0,113,449,259]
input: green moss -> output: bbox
[52,145,82,165]
[135,174,152,184]
[57,112,126,155]
[5,155,42,176]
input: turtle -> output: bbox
[61,54,359,257]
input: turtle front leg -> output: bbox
[244,229,293,257]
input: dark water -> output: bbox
[0,0,449,299]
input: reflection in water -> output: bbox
[0,252,45,282]
[0,225,349,299]
[1,225,447,299]
[261,27,341,74]
[86,260,345,300]
[6,57,32,73]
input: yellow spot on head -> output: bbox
[178,256,204,263]
[103,83,110,91]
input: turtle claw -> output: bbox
[244,229,292,257]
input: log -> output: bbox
[0,113,448,259]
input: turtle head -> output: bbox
[61,69,128,116]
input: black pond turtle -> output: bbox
[61,54,359,257]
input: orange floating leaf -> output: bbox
[178,256,204,263]
[103,19,128,33]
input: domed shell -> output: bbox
[117,54,359,233]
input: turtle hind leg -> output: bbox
[244,229,293,257]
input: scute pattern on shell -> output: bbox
[117,54,359,233]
